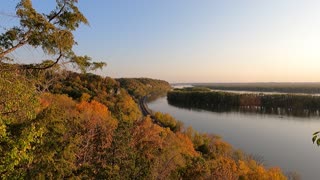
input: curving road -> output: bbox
[139,96,164,127]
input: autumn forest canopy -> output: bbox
[0,0,289,179]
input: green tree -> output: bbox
[0,69,43,179]
[26,94,79,179]
[0,0,105,72]
[312,131,320,146]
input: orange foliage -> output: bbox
[76,100,114,125]
[36,92,287,180]
[238,160,250,176]
[208,157,238,180]
[155,130,199,179]
[39,97,50,109]
[267,167,287,180]
[76,100,117,144]
[209,137,233,157]
[76,100,118,165]
[39,93,77,113]
[238,159,287,180]
[132,116,166,159]
[175,133,198,157]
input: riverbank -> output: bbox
[148,96,320,179]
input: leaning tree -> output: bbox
[0,0,105,72]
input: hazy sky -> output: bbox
[2,0,320,83]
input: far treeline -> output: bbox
[193,82,320,94]
[168,88,320,116]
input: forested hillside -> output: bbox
[0,66,287,179]
[117,78,171,100]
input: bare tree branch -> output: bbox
[21,51,63,70]
[48,3,66,22]
[0,30,31,58]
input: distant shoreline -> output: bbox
[171,82,320,95]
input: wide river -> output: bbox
[148,96,320,180]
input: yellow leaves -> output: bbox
[177,127,287,180]
[238,159,287,180]
[130,112,285,180]
[175,132,198,157]
[208,157,238,180]
[114,92,141,122]
[76,100,117,140]
[142,120,287,180]
[39,95,50,110]
[267,167,287,180]
[209,137,233,158]
[41,93,75,106]
[80,93,91,102]
[162,128,198,158]
[132,116,166,159]
[0,122,6,138]
[238,160,250,176]
[131,116,200,179]
[76,100,118,164]
[0,70,39,123]
[39,93,118,139]
[154,112,177,131]
[77,100,110,120]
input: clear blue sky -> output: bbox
[2,0,320,83]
